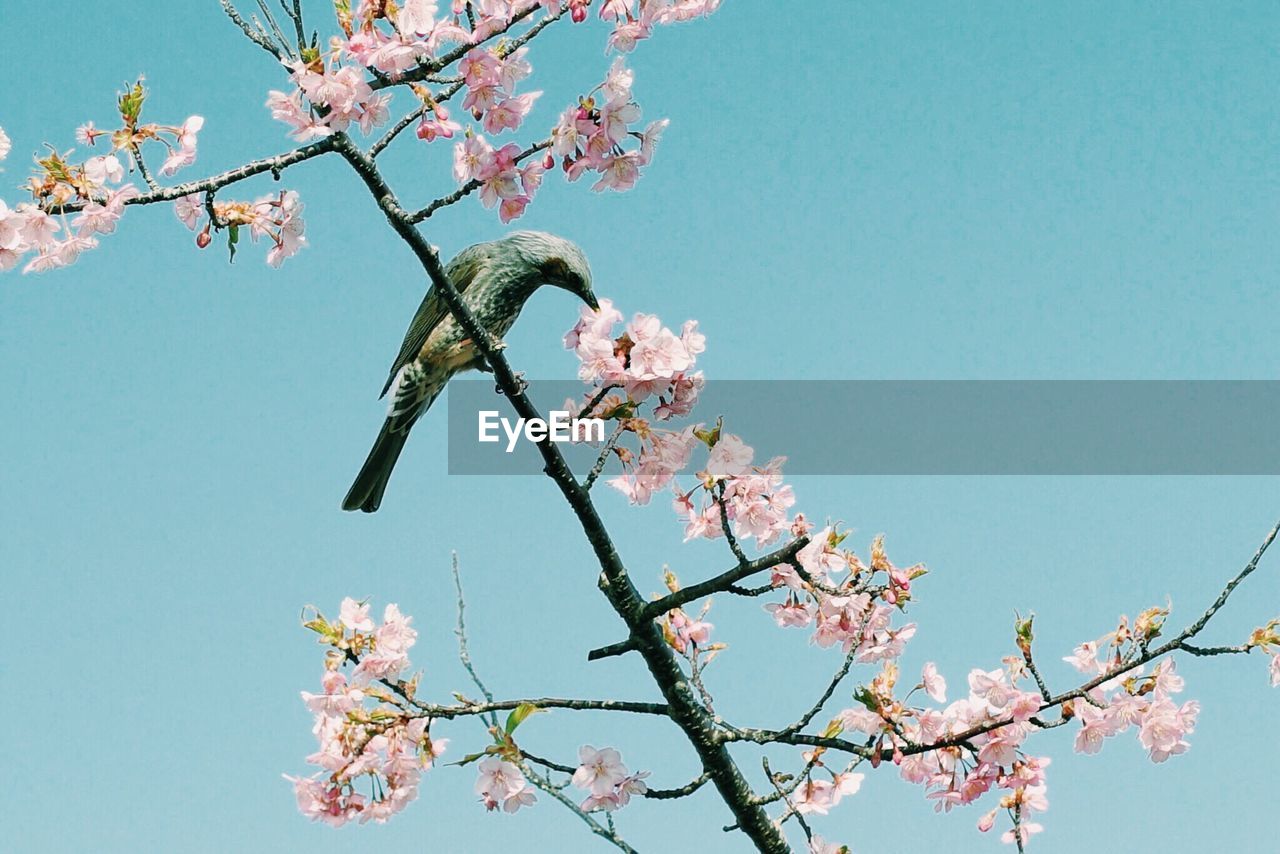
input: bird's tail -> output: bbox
[342,420,410,513]
[342,384,443,513]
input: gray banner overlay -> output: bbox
[445,380,1280,475]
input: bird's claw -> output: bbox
[497,371,529,396]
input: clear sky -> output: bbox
[2,2,1278,852]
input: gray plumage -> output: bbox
[343,231,597,513]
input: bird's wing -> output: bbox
[379,242,492,398]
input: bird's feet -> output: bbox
[497,371,529,396]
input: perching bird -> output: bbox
[342,231,597,513]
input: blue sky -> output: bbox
[2,2,1278,851]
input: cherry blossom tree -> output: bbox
[5,3,1277,852]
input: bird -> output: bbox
[342,231,598,513]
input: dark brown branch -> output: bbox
[409,696,672,720]
[644,772,711,800]
[587,537,807,661]
[641,537,807,622]
[46,137,339,215]
[587,638,639,661]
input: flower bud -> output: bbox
[196,226,212,248]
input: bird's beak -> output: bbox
[583,292,600,311]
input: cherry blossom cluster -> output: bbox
[290,597,650,824]
[598,0,723,52]
[550,58,668,193]
[173,189,308,267]
[564,301,805,546]
[571,745,650,811]
[287,598,440,826]
[267,59,392,141]
[766,528,925,655]
[453,133,547,222]
[0,81,209,274]
[474,757,538,812]
[793,652,1050,846]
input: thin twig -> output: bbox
[128,143,159,191]
[452,551,498,728]
[369,79,465,158]
[255,0,296,59]
[778,645,860,737]
[520,761,640,854]
[716,484,749,565]
[219,0,286,61]
[763,757,812,842]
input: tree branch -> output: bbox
[220,0,287,62]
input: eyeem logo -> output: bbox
[477,410,606,453]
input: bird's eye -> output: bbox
[542,257,571,283]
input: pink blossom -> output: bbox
[607,19,652,52]
[0,200,26,251]
[75,122,103,146]
[1270,654,1280,687]
[1138,696,1199,762]
[339,597,374,632]
[174,194,203,230]
[809,837,848,854]
[765,599,815,629]
[160,116,203,176]
[416,105,461,142]
[968,668,1014,711]
[83,154,123,187]
[1007,690,1043,722]
[572,745,629,804]
[921,662,948,703]
[666,608,713,652]
[0,126,11,161]
[483,91,541,134]
[591,152,643,192]
[475,757,526,803]
[398,0,439,34]
[706,435,753,478]
[498,195,530,223]
[1152,659,1184,695]
[1002,822,1044,846]
[1063,640,1100,673]
[20,208,60,247]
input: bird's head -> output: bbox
[507,231,598,311]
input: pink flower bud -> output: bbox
[196,227,212,249]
